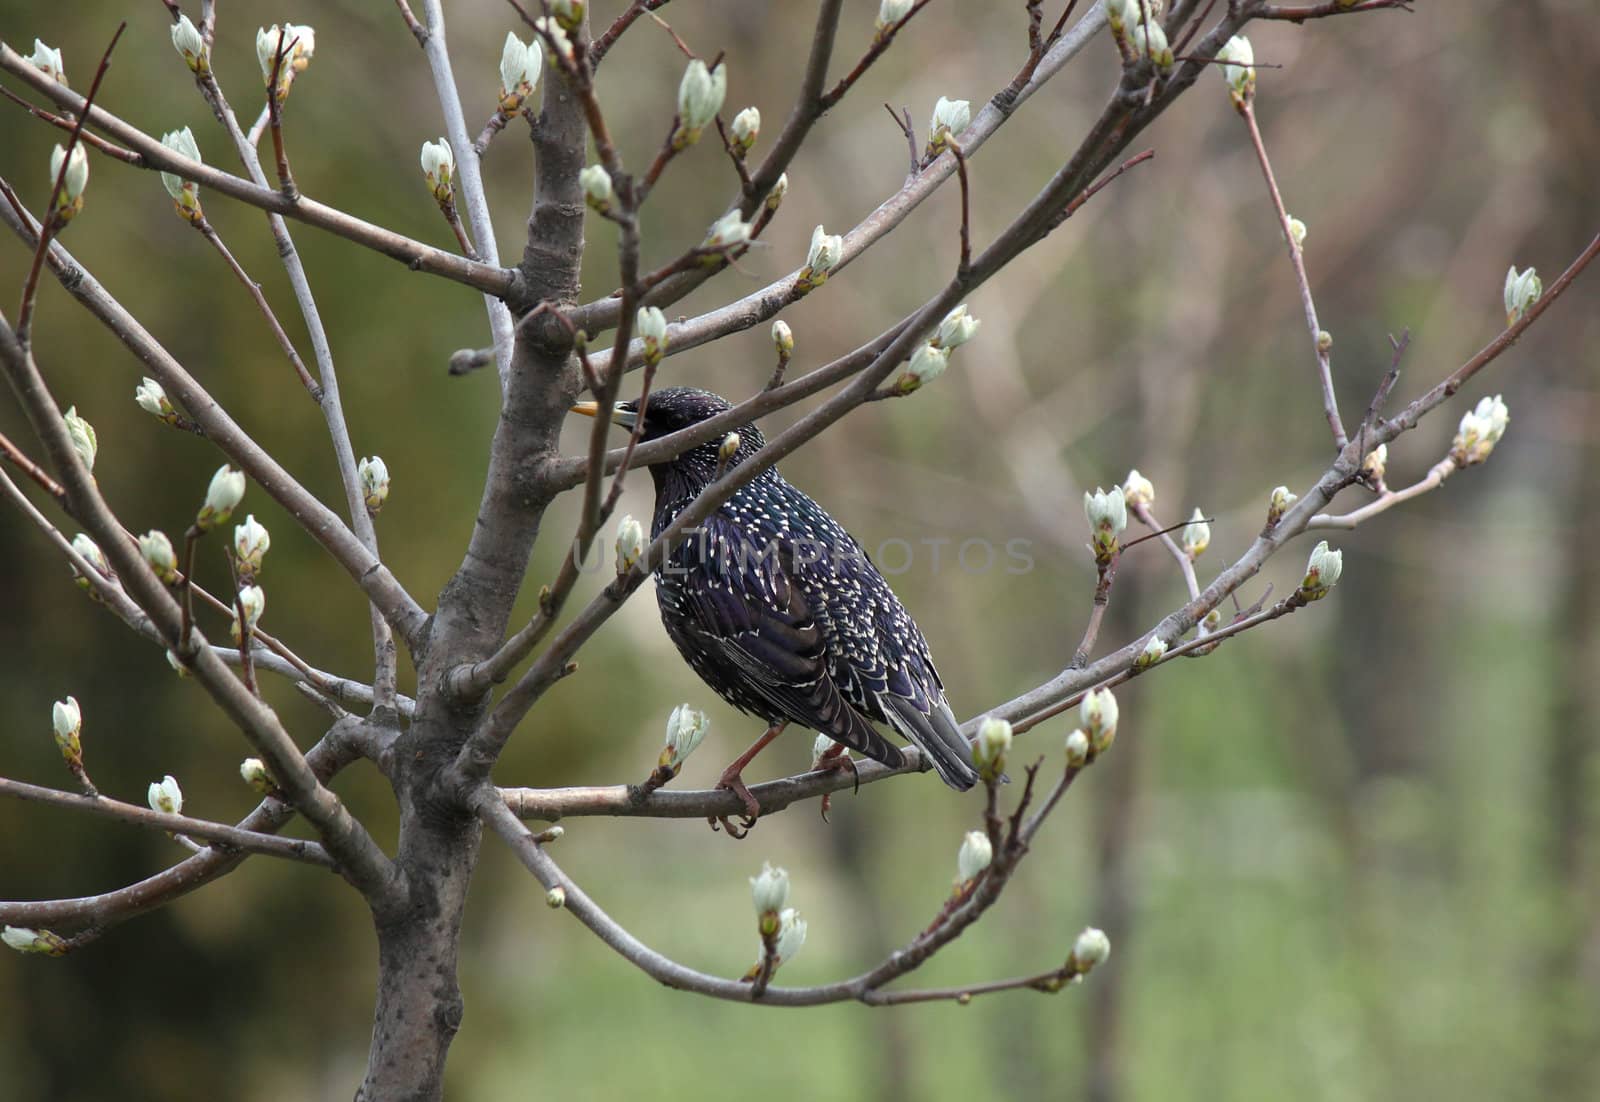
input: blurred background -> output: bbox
[1,1,1597,1099]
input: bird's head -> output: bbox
[570,386,765,486]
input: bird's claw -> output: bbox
[709,772,761,838]
[812,747,859,823]
[709,813,758,839]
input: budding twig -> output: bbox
[194,218,322,400]
[1072,553,1120,668]
[392,0,429,44]
[1130,503,1201,602]
[951,140,972,278]
[265,34,298,199]
[1237,100,1346,449]
[17,22,126,344]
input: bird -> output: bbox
[572,386,977,829]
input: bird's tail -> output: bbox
[882,696,978,791]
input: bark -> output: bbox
[356,40,592,1100]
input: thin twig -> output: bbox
[16,22,126,343]
[0,776,334,868]
[195,218,322,399]
[1238,99,1346,448]
[0,48,514,297]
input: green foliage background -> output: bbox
[1,2,1597,1099]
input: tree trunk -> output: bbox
[357,806,482,1102]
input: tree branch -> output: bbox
[0,45,515,298]
[0,726,362,942]
[0,193,430,651]
[0,777,336,868]
[0,322,403,912]
[419,0,519,389]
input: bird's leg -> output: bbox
[811,742,858,822]
[709,721,787,836]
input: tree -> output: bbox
[1,2,1591,1099]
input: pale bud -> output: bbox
[893,342,949,395]
[974,716,1012,780]
[659,703,709,772]
[135,377,178,423]
[1108,0,1140,32]
[1133,20,1173,70]
[1071,927,1111,972]
[3,926,67,955]
[359,456,390,513]
[1287,216,1308,250]
[51,144,89,201]
[148,774,184,816]
[158,127,204,219]
[1181,508,1211,559]
[877,0,915,33]
[1217,34,1255,104]
[549,0,586,33]
[579,164,613,214]
[1123,469,1155,509]
[166,650,189,678]
[615,514,646,575]
[139,530,179,584]
[1267,485,1297,524]
[797,225,843,291]
[765,173,789,211]
[729,107,761,156]
[1361,443,1387,484]
[420,138,454,204]
[933,304,981,350]
[1317,329,1333,353]
[533,18,574,67]
[256,24,313,96]
[240,757,278,796]
[231,584,266,641]
[546,885,567,909]
[70,533,110,589]
[636,306,668,365]
[283,24,315,72]
[1083,487,1128,562]
[49,145,89,221]
[233,515,271,575]
[718,433,742,466]
[198,464,245,530]
[171,15,209,75]
[1451,394,1510,466]
[675,59,727,147]
[498,33,542,112]
[750,862,790,924]
[771,319,794,356]
[1065,728,1091,767]
[1080,687,1118,754]
[51,696,82,761]
[1135,635,1167,669]
[927,96,971,157]
[956,830,993,883]
[1299,539,1343,601]
[27,39,66,85]
[702,210,752,251]
[62,406,96,471]
[1504,265,1541,326]
[255,26,281,84]
[773,907,807,965]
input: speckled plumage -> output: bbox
[626,387,977,791]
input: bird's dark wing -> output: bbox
[796,534,978,790]
[668,514,905,768]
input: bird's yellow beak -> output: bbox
[569,401,637,429]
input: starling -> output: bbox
[573,387,978,822]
